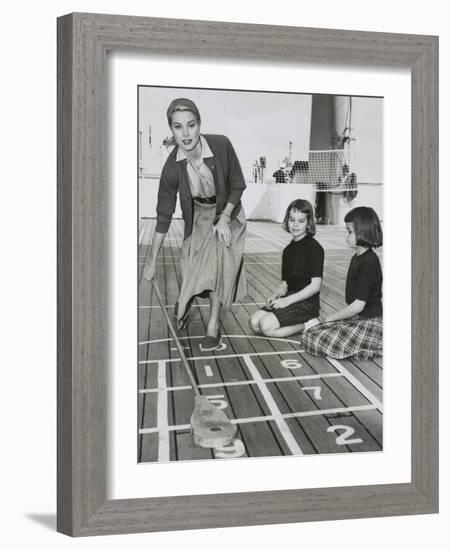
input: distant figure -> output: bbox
[249,199,324,337]
[253,162,259,183]
[300,206,383,359]
[272,168,287,183]
[289,160,308,183]
[143,98,247,351]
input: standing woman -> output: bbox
[144,98,247,350]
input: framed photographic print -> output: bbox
[137,86,384,464]
[57,13,438,536]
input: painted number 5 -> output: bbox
[327,424,363,446]
[206,394,228,410]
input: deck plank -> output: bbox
[337,359,383,403]
[295,417,349,454]
[176,432,214,461]
[350,409,383,446]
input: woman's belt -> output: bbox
[193,196,216,204]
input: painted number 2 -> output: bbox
[327,425,363,446]
[280,359,303,370]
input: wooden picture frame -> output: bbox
[57,12,438,536]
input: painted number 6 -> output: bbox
[280,359,303,370]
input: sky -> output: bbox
[139,86,313,178]
[139,86,383,184]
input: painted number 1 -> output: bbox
[327,425,363,446]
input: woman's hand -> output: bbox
[270,296,292,310]
[143,260,156,283]
[213,214,231,247]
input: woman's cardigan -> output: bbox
[155,134,246,240]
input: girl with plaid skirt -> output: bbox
[300,206,383,360]
[249,199,324,338]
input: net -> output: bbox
[304,150,357,191]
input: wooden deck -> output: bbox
[138,219,383,463]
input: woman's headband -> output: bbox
[166,98,201,125]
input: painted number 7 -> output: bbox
[302,386,322,400]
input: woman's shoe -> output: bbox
[177,315,188,330]
[200,330,222,351]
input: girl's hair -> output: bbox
[344,206,383,247]
[282,199,316,236]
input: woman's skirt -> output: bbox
[176,200,247,328]
[262,294,320,328]
[299,315,383,360]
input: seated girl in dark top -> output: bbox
[249,199,324,338]
[300,206,383,359]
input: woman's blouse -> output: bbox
[156,134,246,239]
[177,135,216,198]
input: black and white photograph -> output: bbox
[2,0,445,543]
[138,87,384,463]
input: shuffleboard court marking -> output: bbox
[199,341,227,352]
[139,302,267,309]
[246,228,289,247]
[302,386,323,400]
[138,226,145,245]
[327,425,363,446]
[140,237,183,242]
[138,261,281,266]
[139,349,304,365]
[280,358,303,370]
[156,361,170,462]
[171,346,190,352]
[139,220,383,459]
[139,372,344,393]
[140,334,303,347]
[204,365,214,377]
[241,354,304,456]
[327,357,383,413]
[139,404,377,435]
